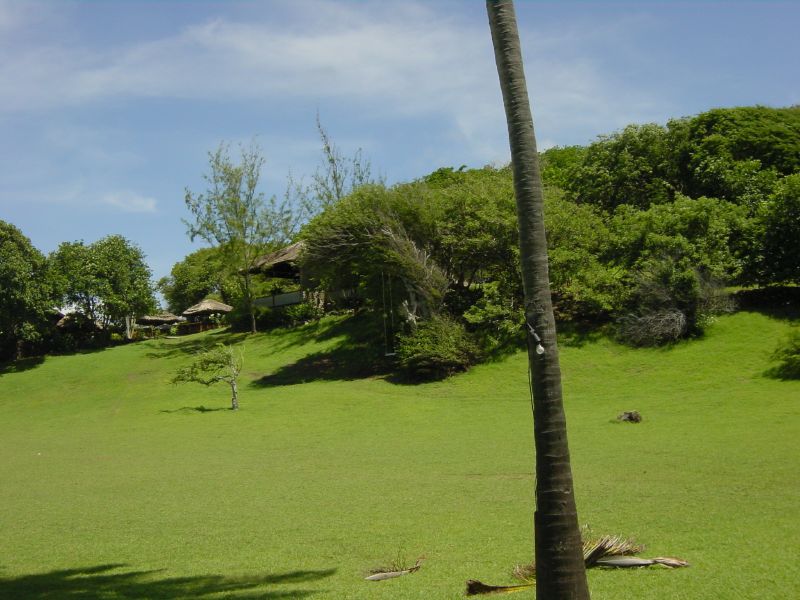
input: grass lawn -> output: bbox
[0,311,798,599]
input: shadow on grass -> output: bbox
[732,287,800,322]
[251,313,393,387]
[159,406,231,414]
[763,363,800,381]
[0,563,336,599]
[145,332,250,360]
[252,346,392,387]
[558,322,608,348]
[0,356,45,376]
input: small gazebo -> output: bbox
[137,312,184,327]
[136,312,185,337]
[181,299,233,333]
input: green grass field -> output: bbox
[1,311,798,599]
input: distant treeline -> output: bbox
[3,106,798,370]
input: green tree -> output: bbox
[184,141,295,333]
[0,221,55,360]
[750,173,800,284]
[568,122,677,211]
[172,344,243,410]
[301,183,447,323]
[539,145,587,190]
[487,1,590,598]
[158,247,235,315]
[50,235,155,339]
[93,235,156,339]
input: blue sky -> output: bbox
[1,0,798,290]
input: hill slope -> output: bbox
[0,312,798,599]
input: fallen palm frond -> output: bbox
[595,556,689,569]
[583,535,644,568]
[364,556,424,581]
[466,579,532,595]
[467,534,688,595]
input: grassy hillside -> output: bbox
[0,311,797,599]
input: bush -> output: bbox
[396,314,479,380]
[283,302,324,325]
[768,329,800,379]
[616,256,732,346]
[617,310,687,346]
[462,281,524,355]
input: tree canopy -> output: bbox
[50,235,155,338]
[0,221,55,360]
[184,141,297,333]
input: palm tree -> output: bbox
[486,1,591,597]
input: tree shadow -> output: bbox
[0,563,336,599]
[557,322,607,348]
[145,332,249,360]
[248,315,365,359]
[0,356,45,376]
[732,287,800,322]
[159,406,231,414]
[763,363,800,381]
[251,314,394,387]
[252,346,392,387]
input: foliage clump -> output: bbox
[173,344,244,410]
[0,221,56,360]
[395,315,479,380]
[767,330,800,380]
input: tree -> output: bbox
[749,173,800,285]
[0,221,55,360]
[486,1,591,598]
[172,344,243,410]
[184,141,295,333]
[158,247,235,315]
[567,123,677,211]
[285,116,380,228]
[93,235,157,339]
[50,235,155,340]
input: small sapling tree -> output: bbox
[173,344,244,410]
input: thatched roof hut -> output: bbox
[137,312,184,326]
[182,299,233,317]
[248,241,305,278]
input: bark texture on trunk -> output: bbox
[230,380,239,410]
[486,1,590,598]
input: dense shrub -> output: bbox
[395,315,479,380]
[616,256,732,346]
[748,174,800,285]
[768,330,800,379]
[462,281,524,355]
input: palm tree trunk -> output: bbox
[486,1,590,598]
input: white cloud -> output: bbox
[101,191,157,213]
[0,0,664,159]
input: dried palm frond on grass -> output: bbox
[583,535,644,568]
[466,534,688,595]
[364,556,424,581]
[466,579,533,595]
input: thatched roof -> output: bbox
[249,241,305,276]
[182,299,233,316]
[137,312,184,325]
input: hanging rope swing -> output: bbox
[381,270,396,357]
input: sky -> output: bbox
[1,0,799,291]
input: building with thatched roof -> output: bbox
[136,312,184,326]
[182,299,233,319]
[248,241,305,279]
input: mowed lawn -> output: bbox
[0,311,797,599]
